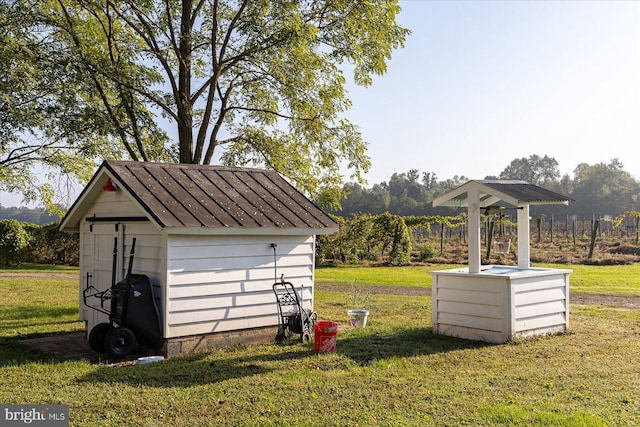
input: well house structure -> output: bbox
[430,180,573,343]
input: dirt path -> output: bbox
[316,283,640,309]
[570,293,640,309]
[1,272,78,281]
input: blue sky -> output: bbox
[1,0,639,207]
[346,0,640,184]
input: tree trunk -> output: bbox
[588,219,599,259]
[178,0,194,164]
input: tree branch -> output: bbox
[203,81,233,164]
[105,1,180,122]
[56,0,139,161]
[227,106,318,122]
[190,0,248,106]
[164,0,179,54]
[191,0,207,28]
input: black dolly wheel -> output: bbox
[105,327,138,358]
[88,323,112,354]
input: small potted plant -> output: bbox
[347,282,372,328]
[347,309,369,327]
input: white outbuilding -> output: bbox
[60,161,337,357]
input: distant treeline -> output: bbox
[329,156,640,219]
[0,205,60,225]
[2,155,638,223]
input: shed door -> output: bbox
[84,223,124,333]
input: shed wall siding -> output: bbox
[79,191,164,335]
[84,189,145,217]
[80,226,163,283]
[165,234,315,338]
[82,191,163,278]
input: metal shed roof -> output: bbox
[432,180,573,208]
[60,161,338,233]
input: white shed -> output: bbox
[60,161,337,357]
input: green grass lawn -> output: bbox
[1,265,639,425]
[316,262,640,296]
[2,262,80,272]
[538,263,640,296]
[0,270,83,337]
[315,264,462,288]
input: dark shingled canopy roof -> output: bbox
[477,180,573,204]
[63,161,337,231]
[432,179,573,208]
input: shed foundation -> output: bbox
[162,326,277,358]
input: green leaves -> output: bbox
[499,154,560,186]
[1,0,158,206]
[2,0,408,209]
[0,220,31,267]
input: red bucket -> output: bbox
[314,321,338,353]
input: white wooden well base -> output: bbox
[431,266,571,343]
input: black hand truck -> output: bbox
[83,237,162,358]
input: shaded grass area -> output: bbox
[1,296,638,426]
[1,267,639,425]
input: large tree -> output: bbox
[571,159,640,216]
[0,2,113,209]
[499,154,560,186]
[1,0,408,208]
